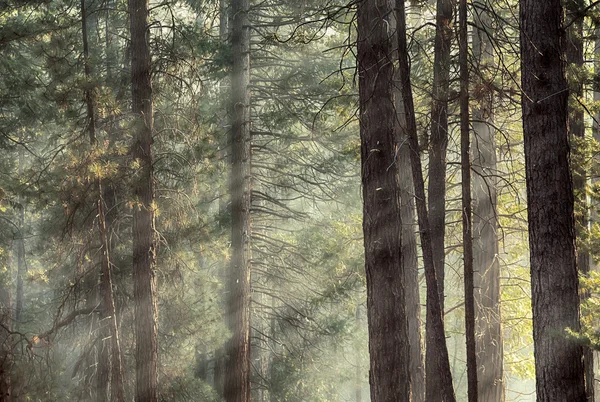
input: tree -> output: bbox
[565,1,593,400]
[520,0,586,400]
[129,0,158,399]
[80,0,126,399]
[472,1,504,400]
[225,0,252,400]
[356,0,410,400]
[458,0,477,399]
[426,0,454,397]
[395,0,456,400]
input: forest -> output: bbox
[0,0,597,400]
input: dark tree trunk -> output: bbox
[472,3,504,400]
[225,0,251,400]
[520,0,586,400]
[357,0,410,400]
[395,1,456,401]
[566,1,593,400]
[129,0,158,399]
[459,0,477,399]
[426,0,454,398]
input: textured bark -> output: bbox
[458,0,477,400]
[520,0,586,400]
[395,1,456,401]
[472,3,504,401]
[225,0,251,400]
[357,0,410,400]
[426,0,454,398]
[129,0,158,399]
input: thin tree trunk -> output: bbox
[14,147,24,329]
[593,24,600,402]
[520,0,586,400]
[225,0,251,400]
[459,0,477,399]
[472,2,504,400]
[129,0,158,399]
[354,305,362,402]
[0,241,12,402]
[566,1,593,400]
[396,1,456,401]
[81,1,127,400]
[426,0,454,397]
[357,0,410,400]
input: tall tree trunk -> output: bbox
[426,0,454,398]
[566,1,593,400]
[81,1,127,400]
[129,0,158,399]
[394,37,425,402]
[458,0,477,400]
[520,0,586,400]
[593,24,600,402]
[357,0,410,400]
[395,1,456,401]
[225,0,251,400]
[472,2,504,400]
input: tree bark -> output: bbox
[357,0,411,400]
[129,0,158,399]
[458,0,477,399]
[472,2,504,400]
[395,1,456,401]
[520,0,586,400]
[426,0,454,398]
[225,0,251,400]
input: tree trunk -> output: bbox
[395,1,456,401]
[0,242,12,402]
[357,0,410,400]
[593,24,600,402]
[225,0,251,400]
[459,0,477,400]
[14,147,24,329]
[354,305,362,402]
[520,0,586,400]
[566,1,592,400]
[472,2,504,400]
[426,0,454,398]
[394,40,425,402]
[81,1,127,400]
[129,0,158,399]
